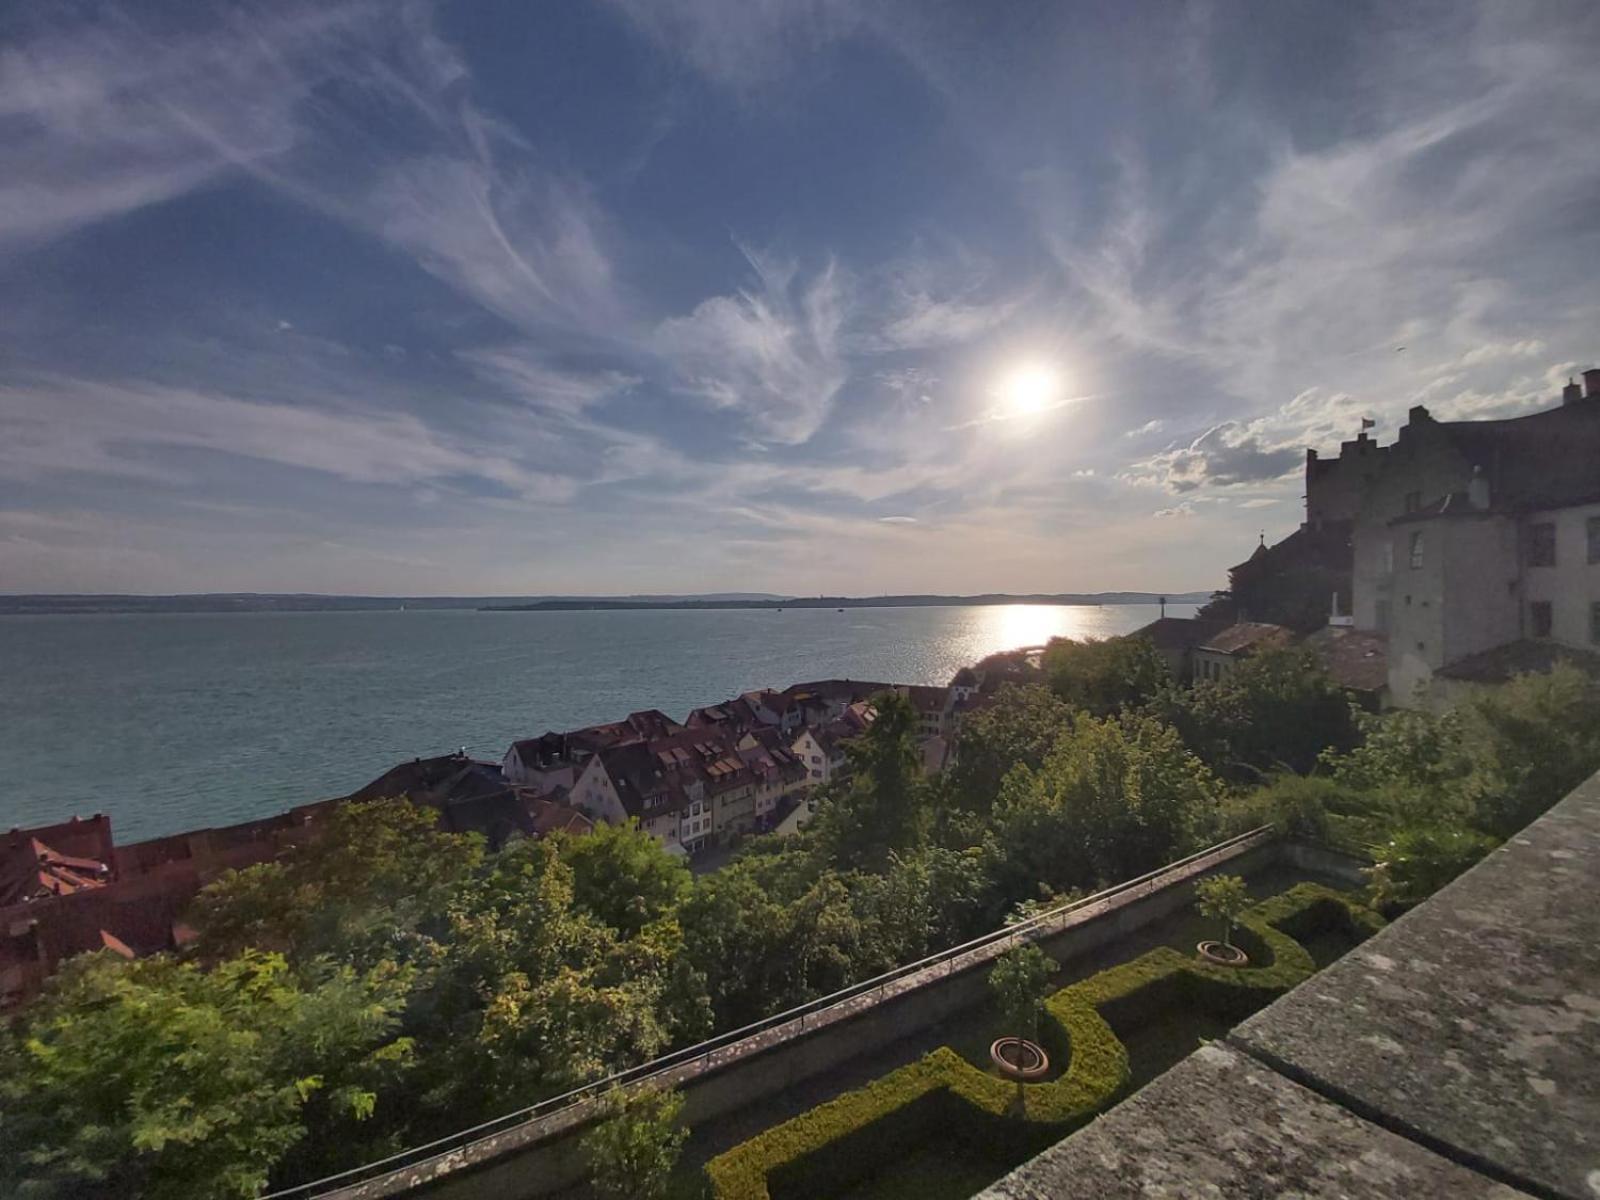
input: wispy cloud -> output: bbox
[655,245,849,445]
[0,374,574,501]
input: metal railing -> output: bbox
[261,825,1274,1199]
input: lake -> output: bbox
[0,603,1194,841]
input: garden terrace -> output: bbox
[275,833,1360,1199]
[978,765,1600,1200]
[704,884,1383,1200]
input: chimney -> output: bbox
[1407,404,1432,425]
[1584,367,1600,400]
[1563,377,1584,406]
[1467,464,1490,511]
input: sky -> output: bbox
[3,0,1598,597]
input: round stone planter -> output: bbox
[990,1036,1050,1080]
[1197,939,1249,967]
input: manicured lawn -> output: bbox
[1119,1008,1235,1091]
[1296,924,1364,970]
[830,1139,1012,1200]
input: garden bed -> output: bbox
[706,884,1383,1200]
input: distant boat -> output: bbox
[837,607,844,612]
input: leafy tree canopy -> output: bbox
[1043,636,1170,718]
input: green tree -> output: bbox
[989,943,1056,1043]
[190,798,483,964]
[1160,647,1360,780]
[0,951,412,1200]
[554,819,691,936]
[1194,874,1250,949]
[987,943,1057,1115]
[581,1085,688,1200]
[1043,636,1170,717]
[1365,826,1500,911]
[679,849,859,1028]
[1453,665,1600,837]
[404,837,697,1126]
[990,713,1218,898]
[946,684,1075,813]
[809,691,928,869]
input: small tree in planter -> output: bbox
[988,942,1058,1114]
[1195,874,1251,965]
[582,1084,688,1200]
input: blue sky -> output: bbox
[3,0,1597,596]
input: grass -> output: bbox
[830,1139,1012,1200]
[1119,1008,1235,1091]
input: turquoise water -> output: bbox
[0,604,1193,842]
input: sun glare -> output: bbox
[997,363,1061,418]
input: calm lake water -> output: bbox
[0,603,1194,842]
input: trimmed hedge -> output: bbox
[705,883,1382,1200]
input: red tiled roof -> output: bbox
[1300,626,1388,693]
[1199,622,1296,656]
[1436,639,1600,684]
[1131,616,1230,651]
[0,837,111,906]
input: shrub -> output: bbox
[1365,826,1500,911]
[705,885,1380,1199]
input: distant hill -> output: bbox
[481,592,1213,613]
[0,591,1210,616]
[0,593,787,616]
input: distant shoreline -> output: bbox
[479,593,1210,613]
[0,591,1211,616]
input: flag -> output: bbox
[1360,417,1375,429]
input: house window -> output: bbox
[1531,600,1553,639]
[1588,517,1600,564]
[1408,531,1424,569]
[1592,601,1600,645]
[1404,491,1422,513]
[1382,541,1394,574]
[1527,522,1557,568]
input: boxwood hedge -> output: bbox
[705,883,1382,1200]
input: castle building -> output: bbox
[1307,366,1600,705]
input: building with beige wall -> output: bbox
[1325,367,1600,705]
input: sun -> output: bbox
[997,364,1061,418]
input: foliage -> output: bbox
[945,684,1075,814]
[988,943,1057,1044]
[1365,826,1501,911]
[1042,636,1170,718]
[1452,665,1600,837]
[554,819,692,936]
[706,885,1381,1200]
[1194,875,1250,948]
[1321,665,1600,849]
[1322,706,1466,796]
[12,652,1593,1197]
[989,713,1219,898]
[0,951,412,1200]
[809,691,929,870]
[581,1085,689,1200]
[1155,648,1361,780]
[1212,774,1359,844]
[400,836,702,1126]
[190,798,483,964]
